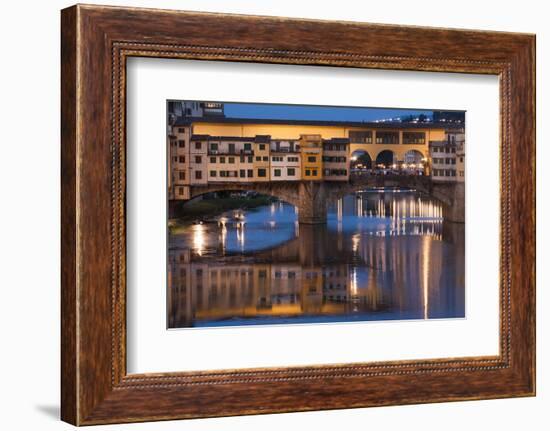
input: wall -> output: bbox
[0,1,546,430]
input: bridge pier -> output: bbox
[298,182,328,224]
[440,182,465,223]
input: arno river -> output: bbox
[168,189,465,328]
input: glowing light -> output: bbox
[421,236,432,319]
[350,267,358,295]
[236,223,245,249]
[352,233,361,252]
[192,224,206,256]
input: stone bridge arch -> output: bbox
[188,182,331,224]
[189,183,301,208]
[325,175,464,222]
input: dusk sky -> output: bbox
[223,102,434,122]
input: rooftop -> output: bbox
[174,115,462,130]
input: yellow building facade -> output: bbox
[192,121,446,162]
[299,134,324,180]
[169,119,450,202]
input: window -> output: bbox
[259,144,265,150]
[178,127,185,133]
[263,156,269,162]
[210,157,216,163]
[228,157,235,164]
[240,169,246,178]
[272,156,283,162]
[178,171,185,180]
[312,169,318,176]
[255,156,261,161]
[288,156,299,162]
[247,169,253,178]
[228,143,235,153]
[178,140,185,148]
[194,142,202,150]
[307,156,316,163]
[195,156,202,164]
[287,168,296,176]
[403,132,426,144]
[258,168,267,178]
[178,187,184,195]
[178,156,185,163]
[244,143,252,151]
[220,156,225,164]
[375,131,399,144]
[248,156,253,163]
[210,170,217,177]
[209,143,218,151]
[349,131,373,144]
[195,171,202,180]
[274,169,281,177]
[305,169,311,176]
[173,156,177,162]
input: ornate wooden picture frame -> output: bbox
[61,4,535,425]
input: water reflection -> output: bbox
[168,190,464,328]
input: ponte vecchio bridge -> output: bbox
[187,175,465,224]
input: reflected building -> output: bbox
[168,193,464,328]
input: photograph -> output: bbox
[166,100,466,328]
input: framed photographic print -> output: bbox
[61,4,535,425]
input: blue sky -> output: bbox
[224,102,433,122]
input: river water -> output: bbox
[168,189,465,328]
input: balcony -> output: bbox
[207,150,255,156]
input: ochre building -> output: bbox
[168,117,456,201]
